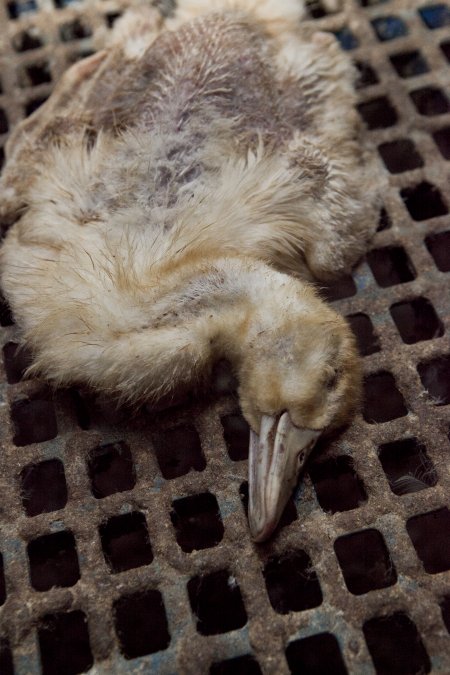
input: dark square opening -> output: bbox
[401,181,448,220]
[390,50,429,78]
[239,481,297,532]
[152,425,206,479]
[60,19,92,42]
[210,654,262,675]
[28,530,80,592]
[25,96,48,116]
[390,297,444,343]
[406,507,450,573]
[263,550,322,614]
[334,529,397,595]
[0,639,14,675]
[372,16,408,41]
[333,28,359,51]
[378,437,438,495]
[0,296,13,326]
[309,455,367,513]
[419,4,450,29]
[433,126,450,159]
[0,110,9,135]
[21,62,51,87]
[187,570,247,635]
[363,372,408,423]
[2,342,32,383]
[357,97,398,130]
[440,39,450,61]
[320,275,357,302]
[410,86,450,115]
[363,612,430,675]
[21,458,68,516]
[221,412,249,461]
[87,441,136,499]
[347,313,381,356]
[0,554,6,606]
[355,61,379,88]
[114,589,170,659]
[378,139,423,174]
[440,595,450,633]
[13,28,43,51]
[417,355,450,405]
[70,389,91,430]
[286,633,348,675]
[38,611,93,675]
[100,511,153,573]
[10,393,58,446]
[425,230,450,271]
[366,246,416,287]
[171,492,224,552]
[7,1,37,19]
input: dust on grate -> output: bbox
[0,0,449,673]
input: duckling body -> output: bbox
[0,0,378,541]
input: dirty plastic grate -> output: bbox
[0,0,449,673]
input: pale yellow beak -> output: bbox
[248,412,321,542]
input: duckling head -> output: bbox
[236,286,361,542]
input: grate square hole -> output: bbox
[187,569,247,635]
[441,39,450,61]
[7,1,37,19]
[419,4,450,29]
[440,595,450,633]
[25,96,48,116]
[378,437,438,495]
[71,389,90,430]
[407,507,450,573]
[366,246,416,287]
[320,275,357,302]
[346,313,381,356]
[210,654,262,675]
[372,16,408,41]
[410,86,450,115]
[100,512,153,573]
[60,20,92,42]
[28,530,80,592]
[21,62,52,87]
[114,589,170,659]
[390,50,429,78]
[355,61,379,88]
[0,295,13,325]
[286,633,348,675]
[0,147,4,171]
[357,97,398,130]
[0,553,5,606]
[239,481,297,531]
[363,612,430,675]
[87,441,135,499]
[334,529,397,595]
[0,110,9,135]
[171,492,224,552]
[0,639,14,675]
[38,611,93,675]
[11,394,58,446]
[390,297,444,343]
[417,355,450,405]
[21,459,68,516]
[333,28,359,51]
[152,425,206,479]
[13,28,43,51]
[378,139,423,174]
[425,230,450,271]
[309,455,367,513]
[378,206,392,231]
[2,342,32,384]
[221,412,249,461]
[363,372,408,423]
[401,181,448,220]
[263,550,322,614]
[433,126,450,158]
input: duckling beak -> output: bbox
[248,412,320,542]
